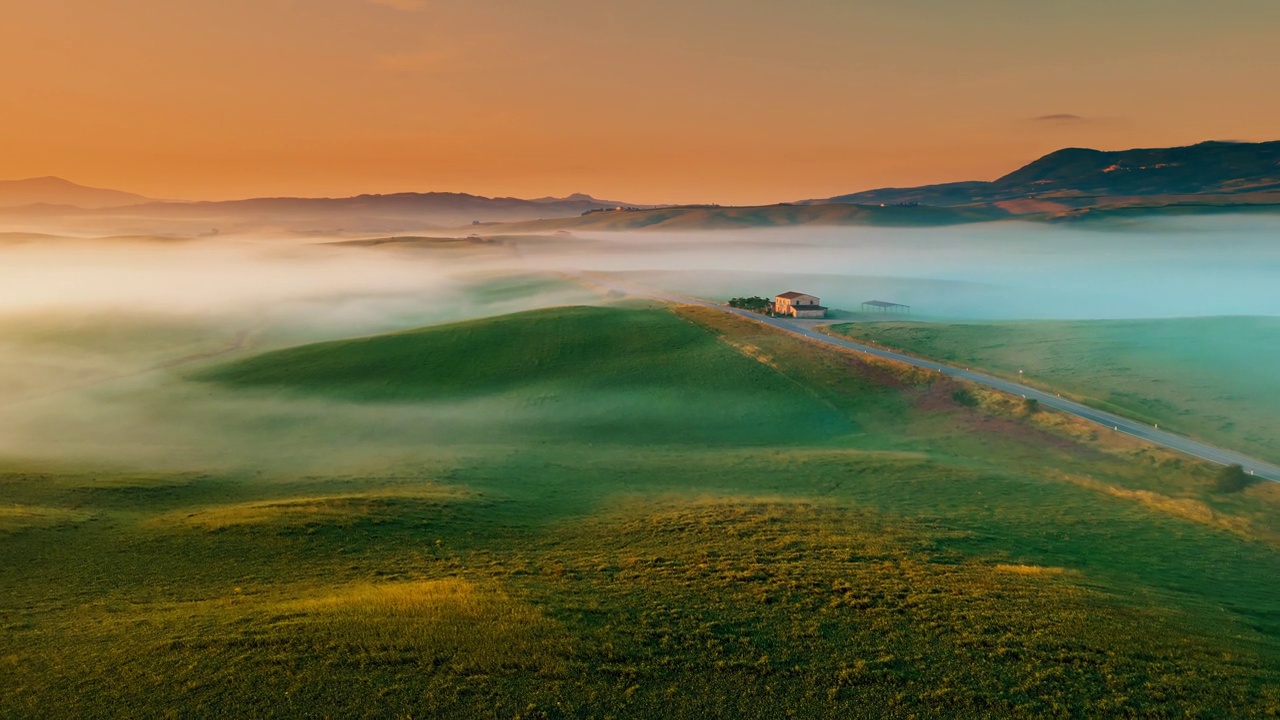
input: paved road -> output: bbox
[587,274,1280,483]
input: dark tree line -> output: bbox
[728,296,772,313]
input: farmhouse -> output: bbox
[774,291,827,319]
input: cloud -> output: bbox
[1032,113,1086,122]
[366,0,425,10]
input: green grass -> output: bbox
[827,316,1280,465]
[195,304,857,446]
[4,304,1280,717]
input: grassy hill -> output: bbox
[826,316,1280,465]
[5,304,1280,717]
[196,304,857,446]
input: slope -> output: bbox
[6,303,1280,717]
[814,140,1280,207]
[0,176,152,209]
[827,316,1280,465]
[196,304,858,446]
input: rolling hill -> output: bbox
[808,140,1280,208]
[0,176,152,209]
[7,140,1279,235]
[9,302,1280,716]
[195,304,853,445]
[466,140,1280,232]
[0,189,651,234]
[466,202,1011,233]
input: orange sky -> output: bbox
[3,0,1278,205]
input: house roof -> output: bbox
[776,291,812,299]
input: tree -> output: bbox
[728,296,771,313]
[1213,463,1253,493]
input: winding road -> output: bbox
[587,274,1280,483]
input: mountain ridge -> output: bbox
[807,140,1280,207]
[6,139,1280,233]
[0,176,154,209]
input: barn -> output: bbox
[774,291,827,319]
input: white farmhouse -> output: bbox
[774,291,827,319]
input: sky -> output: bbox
[2,0,1278,205]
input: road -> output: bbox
[585,274,1280,483]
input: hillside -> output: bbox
[463,202,1011,233]
[6,140,1280,235]
[812,140,1280,207]
[7,303,1280,716]
[0,189,651,234]
[196,304,853,445]
[827,316,1280,465]
[0,177,152,209]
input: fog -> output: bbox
[1,214,1277,471]
[525,216,1280,320]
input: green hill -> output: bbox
[6,304,1280,717]
[197,304,856,445]
[827,316,1280,464]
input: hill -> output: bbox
[811,140,1280,208]
[463,202,1011,233]
[196,304,853,445]
[0,189,653,234]
[827,316,1280,465]
[0,176,152,209]
[7,302,1280,716]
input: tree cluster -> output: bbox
[728,296,772,313]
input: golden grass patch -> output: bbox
[1060,473,1257,538]
[1106,486,1254,535]
[995,564,1069,576]
[719,339,780,370]
[0,504,94,533]
[153,486,475,530]
[286,578,483,616]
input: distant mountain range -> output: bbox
[804,140,1280,210]
[493,140,1280,231]
[0,177,153,209]
[0,182,648,233]
[115,192,648,227]
[4,140,1279,234]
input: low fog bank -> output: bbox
[0,235,601,470]
[0,215,1277,472]
[5,215,1278,323]
[519,216,1280,320]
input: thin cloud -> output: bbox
[366,0,425,11]
[1032,113,1086,122]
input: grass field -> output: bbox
[4,303,1280,717]
[826,317,1280,465]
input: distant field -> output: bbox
[4,304,1280,717]
[827,317,1280,465]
